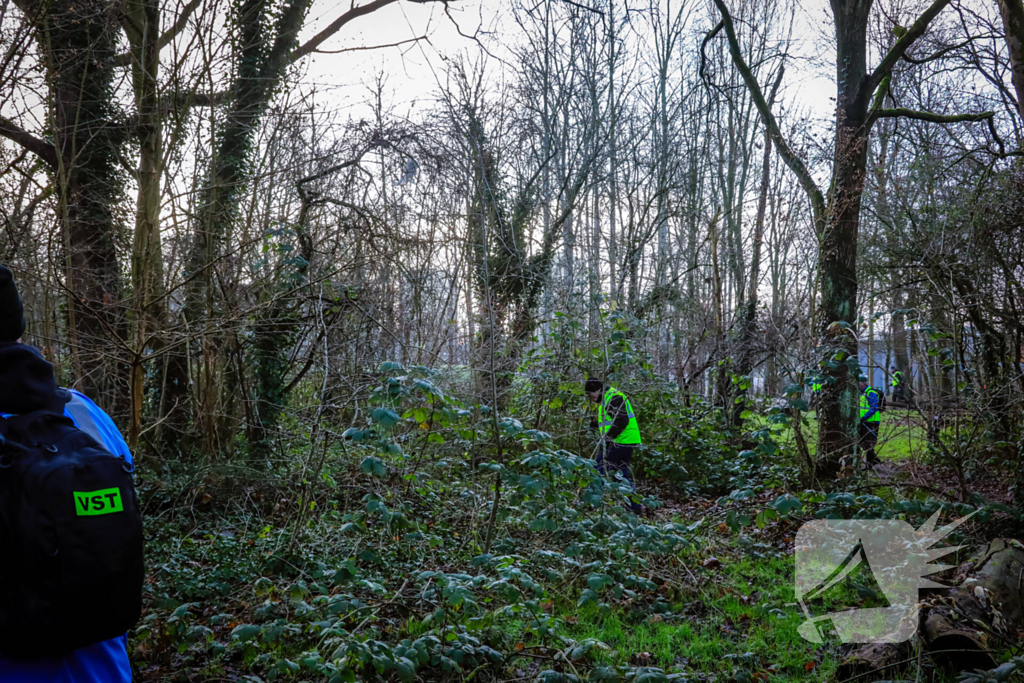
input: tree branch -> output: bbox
[866,0,955,95]
[112,0,204,68]
[710,0,826,230]
[870,73,891,114]
[868,108,994,126]
[699,20,724,83]
[290,0,401,63]
[0,116,57,169]
[901,37,975,65]
[561,0,604,16]
[187,91,228,107]
[290,0,450,64]
[297,143,378,195]
[311,35,426,54]
[150,0,447,109]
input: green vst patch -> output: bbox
[74,488,124,516]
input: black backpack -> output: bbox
[0,410,144,658]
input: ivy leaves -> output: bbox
[371,407,400,428]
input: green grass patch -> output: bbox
[758,409,927,462]
[549,551,864,681]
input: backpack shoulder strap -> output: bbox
[0,410,75,448]
[63,391,106,446]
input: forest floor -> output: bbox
[131,412,1018,682]
[132,490,852,682]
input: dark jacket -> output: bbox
[0,342,66,413]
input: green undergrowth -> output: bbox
[131,356,1021,682]
[133,501,853,683]
[558,552,848,681]
[133,458,1016,683]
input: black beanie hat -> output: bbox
[584,378,603,394]
[0,265,25,343]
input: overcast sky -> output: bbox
[294,0,840,126]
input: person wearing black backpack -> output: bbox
[0,265,142,682]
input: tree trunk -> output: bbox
[998,0,1024,122]
[735,67,783,426]
[165,0,312,454]
[1015,435,1024,523]
[709,210,728,408]
[881,117,913,403]
[44,0,128,411]
[944,268,1010,435]
[607,0,619,302]
[815,0,872,473]
[867,275,875,386]
[248,187,314,463]
[464,198,478,398]
[123,0,167,450]
[590,184,600,341]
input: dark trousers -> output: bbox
[597,443,641,510]
[597,443,635,488]
[859,421,880,464]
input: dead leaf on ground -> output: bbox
[702,556,720,569]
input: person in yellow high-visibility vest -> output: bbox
[585,378,642,511]
[810,379,823,411]
[858,374,882,466]
[890,366,906,404]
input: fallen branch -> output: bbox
[838,538,1024,679]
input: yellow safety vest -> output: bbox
[860,388,881,422]
[598,388,642,445]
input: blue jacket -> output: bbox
[0,389,133,682]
